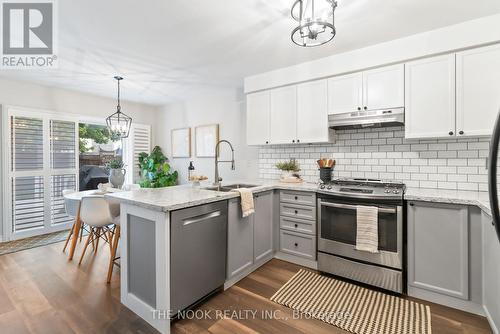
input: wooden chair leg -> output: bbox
[94,228,101,253]
[107,229,113,252]
[80,224,84,242]
[62,223,74,253]
[78,227,94,265]
[107,225,120,283]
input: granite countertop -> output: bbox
[106,180,493,216]
[405,187,491,216]
[105,180,319,212]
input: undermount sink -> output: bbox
[205,184,260,192]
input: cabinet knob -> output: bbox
[409,203,415,206]
[449,131,454,136]
[294,224,298,228]
[265,141,269,144]
[294,243,298,247]
[357,107,361,111]
[294,210,298,214]
[294,196,298,200]
[292,140,295,143]
[364,106,367,110]
[297,139,300,143]
[459,131,464,135]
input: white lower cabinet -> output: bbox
[226,191,274,285]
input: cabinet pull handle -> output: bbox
[294,224,298,228]
[292,140,295,143]
[459,131,464,135]
[297,139,300,143]
[294,196,298,200]
[294,243,298,247]
[409,203,414,206]
[364,106,367,110]
[449,131,454,136]
[265,141,269,144]
[357,107,361,111]
[294,210,298,214]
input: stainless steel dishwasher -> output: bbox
[170,201,227,314]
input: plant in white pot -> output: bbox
[106,159,126,189]
[275,159,301,182]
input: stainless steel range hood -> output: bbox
[328,108,404,129]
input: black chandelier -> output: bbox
[291,0,338,47]
[106,76,132,139]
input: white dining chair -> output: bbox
[78,196,118,267]
[62,189,81,252]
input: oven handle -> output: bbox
[319,201,396,214]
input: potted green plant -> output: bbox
[106,159,126,189]
[138,146,178,188]
[275,159,301,180]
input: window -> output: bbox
[5,108,78,240]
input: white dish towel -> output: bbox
[232,188,255,218]
[355,205,379,253]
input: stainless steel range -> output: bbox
[317,178,406,293]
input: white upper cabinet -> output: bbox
[270,86,297,144]
[246,91,271,145]
[362,64,404,111]
[456,44,500,137]
[405,54,456,139]
[297,80,329,144]
[328,73,363,114]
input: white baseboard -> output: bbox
[484,305,499,334]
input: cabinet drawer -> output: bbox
[280,230,316,260]
[280,203,316,221]
[280,216,315,235]
[280,191,315,206]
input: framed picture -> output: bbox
[171,127,191,158]
[195,124,219,157]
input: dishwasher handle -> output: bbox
[182,211,222,226]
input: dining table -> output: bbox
[63,189,121,260]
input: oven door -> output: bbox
[318,199,403,269]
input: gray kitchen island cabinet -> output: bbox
[226,191,274,286]
[407,201,469,300]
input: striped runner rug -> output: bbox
[271,269,432,334]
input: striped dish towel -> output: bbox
[356,205,379,253]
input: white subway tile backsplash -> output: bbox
[260,126,491,190]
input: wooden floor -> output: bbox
[0,241,492,334]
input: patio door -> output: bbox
[4,107,78,240]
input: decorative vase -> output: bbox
[281,171,293,179]
[109,168,126,189]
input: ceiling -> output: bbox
[1,0,500,106]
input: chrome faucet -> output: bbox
[214,140,235,187]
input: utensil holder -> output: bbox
[319,167,333,183]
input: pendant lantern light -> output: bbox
[106,76,132,139]
[291,0,338,47]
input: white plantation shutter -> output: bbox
[12,176,45,232]
[124,124,151,184]
[6,109,78,240]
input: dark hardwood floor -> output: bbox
[0,241,492,334]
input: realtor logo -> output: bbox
[1,0,57,68]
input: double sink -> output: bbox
[205,183,260,192]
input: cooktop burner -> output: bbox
[318,178,406,199]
